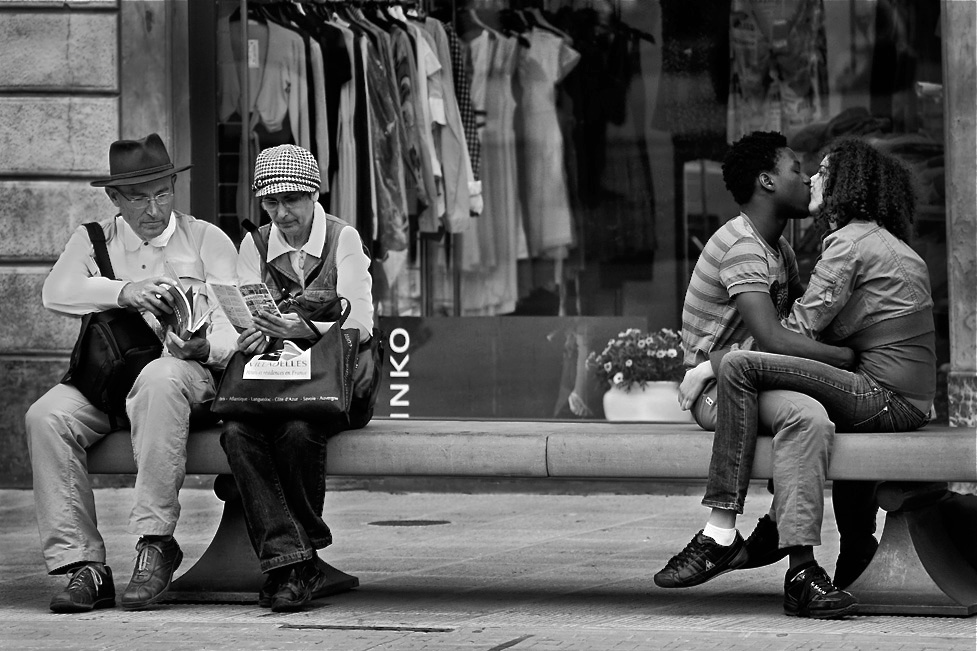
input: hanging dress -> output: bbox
[515,28,581,260]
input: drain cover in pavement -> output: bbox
[368,519,451,527]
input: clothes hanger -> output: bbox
[528,7,571,41]
[498,9,532,47]
[229,3,267,24]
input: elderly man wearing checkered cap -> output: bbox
[219,144,377,612]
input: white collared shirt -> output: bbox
[265,206,328,289]
[43,211,240,367]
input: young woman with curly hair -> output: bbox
[658,136,936,619]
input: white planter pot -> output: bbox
[602,381,694,423]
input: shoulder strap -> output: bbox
[84,222,116,280]
[242,219,289,295]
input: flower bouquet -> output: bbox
[586,327,685,392]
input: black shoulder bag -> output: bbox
[61,223,163,427]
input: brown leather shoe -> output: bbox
[50,564,116,613]
[120,537,183,610]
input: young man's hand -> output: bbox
[679,360,715,411]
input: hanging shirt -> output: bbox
[424,17,478,228]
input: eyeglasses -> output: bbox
[260,194,309,213]
[118,191,174,211]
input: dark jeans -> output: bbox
[705,350,930,547]
[220,397,373,573]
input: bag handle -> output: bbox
[84,222,116,280]
[291,296,351,344]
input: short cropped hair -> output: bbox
[722,131,788,205]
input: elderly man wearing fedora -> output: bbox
[25,133,238,612]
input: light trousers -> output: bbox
[26,356,216,574]
[693,377,834,547]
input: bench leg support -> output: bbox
[165,475,359,603]
[847,501,977,616]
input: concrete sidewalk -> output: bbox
[1,486,974,651]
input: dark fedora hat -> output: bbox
[90,133,192,187]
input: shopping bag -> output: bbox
[211,298,358,422]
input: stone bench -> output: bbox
[87,420,977,616]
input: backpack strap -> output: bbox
[84,222,116,281]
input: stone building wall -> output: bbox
[0,0,185,487]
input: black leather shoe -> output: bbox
[121,537,183,610]
[50,564,116,613]
[271,560,324,612]
[741,515,790,569]
[834,535,879,589]
[654,530,748,588]
[784,562,858,618]
[258,570,286,608]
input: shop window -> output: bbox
[191,0,947,420]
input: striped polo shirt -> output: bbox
[681,214,799,367]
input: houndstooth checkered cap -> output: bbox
[252,144,321,197]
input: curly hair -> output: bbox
[819,137,916,242]
[722,131,788,205]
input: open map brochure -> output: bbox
[209,282,283,333]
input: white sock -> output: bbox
[703,523,737,546]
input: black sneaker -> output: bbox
[833,535,879,589]
[741,515,790,569]
[120,537,183,610]
[654,530,749,588]
[784,562,858,618]
[271,560,322,612]
[50,564,116,613]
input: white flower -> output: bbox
[604,362,612,372]
[625,359,633,367]
[666,349,678,358]
[656,350,667,358]
[637,339,646,348]
[613,372,624,385]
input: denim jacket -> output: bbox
[785,220,933,345]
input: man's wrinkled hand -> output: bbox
[119,276,180,318]
[678,360,715,411]
[165,330,210,362]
